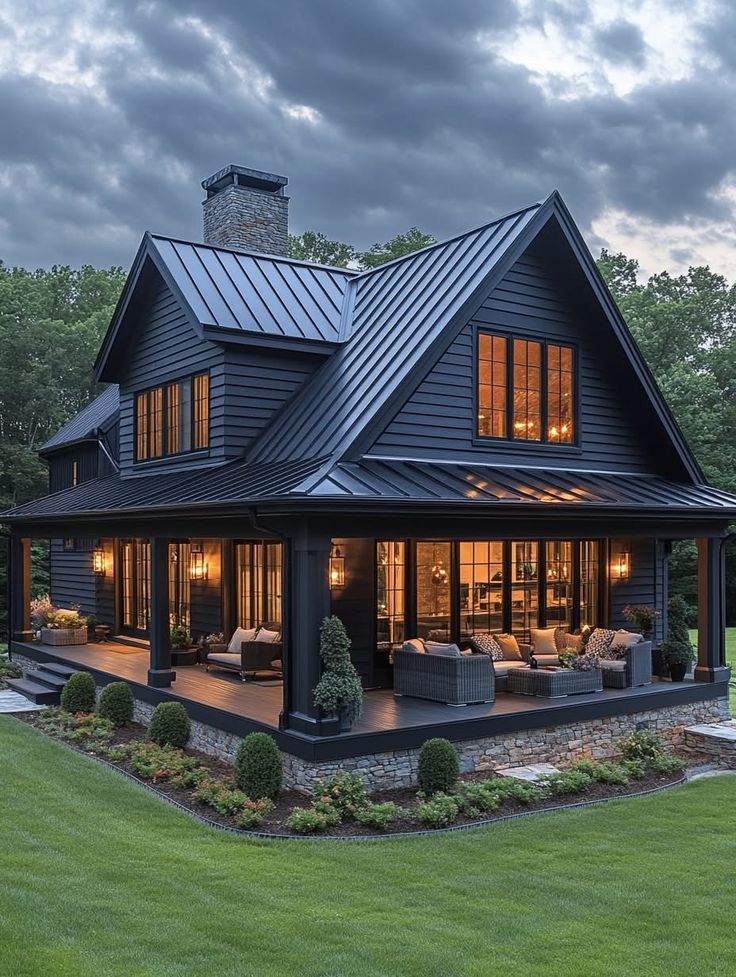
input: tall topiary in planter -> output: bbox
[660,594,695,682]
[313,616,363,732]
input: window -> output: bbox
[377,541,405,650]
[459,541,504,638]
[135,373,209,461]
[235,542,282,628]
[168,541,191,630]
[511,541,539,639]
[545,540,573,627]
[415,541,452,642]
[579,540,600,628]
[71,460,78,486]
[477,334,507,437]
[477,333,575,445]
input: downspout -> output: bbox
[248,507,290,731]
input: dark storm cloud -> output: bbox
[1,0,736,269]
[592,19,647,68]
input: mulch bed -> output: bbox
[17,712,686,838]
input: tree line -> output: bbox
[0,228,734,635]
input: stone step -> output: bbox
[39,662,79,679]
[684,723,736,767]
[4,677,60,706]
[31,669,69,691]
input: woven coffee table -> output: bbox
[506,667,603,698]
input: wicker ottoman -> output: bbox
[506,667,603,698]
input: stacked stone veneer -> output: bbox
[202,184,289,256]
[12,653,730,792]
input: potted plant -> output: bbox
[39,606,89,646]
[85,614,98,642]
[660,594,695,682]
[313,616,363,732]
[623,603,665,675]
[170,625,198,666]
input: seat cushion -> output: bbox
[227,627,257,654]
[492,660,530,675]
[207,652,242,668]
[598,658,626,671]
[531,627,558,656]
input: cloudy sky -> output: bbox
[1,0,736,279]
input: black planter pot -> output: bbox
[669,662,688,682]
[339,709,353,733]
[652,646,669,679]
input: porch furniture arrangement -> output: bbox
[205,624,283,682]
[465,633,534,692]
[506,666,603,697]
[393,647,494,706]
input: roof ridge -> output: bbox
[351,198,545,281]
[146,232,359,276]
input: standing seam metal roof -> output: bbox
[40,384,119,453]
[246,203,541,465]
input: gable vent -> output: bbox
[201,164,289,256]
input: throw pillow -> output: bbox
[402,638,426,654]
[586,628,616,657]
[565,634,584,652]
[609,629,643,650]
[256,628,280,644]
[424,642,462,657]
[495,633,523,661]
[227,627,258,654]
[531,627,557,655]
[554,627,569,653]
[469,633,504,661]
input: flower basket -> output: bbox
[40,627,88,647]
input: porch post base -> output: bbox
[286,711,340,737]
[12,630,34,643]
[147,668,176,688]
[694,665,731,684]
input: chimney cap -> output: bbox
[201,164,288,198]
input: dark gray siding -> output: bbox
[372,246,669,475]
[608,536,666,643]
[49,538,97,616]
[117,279,224,473]
[190,539,223,639]
[223,347,322,455]
[48,445,98,494]
[329,537,375,686]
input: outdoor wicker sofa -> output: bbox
[205,623,283,682]
[393,648,494,706]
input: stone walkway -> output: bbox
[0,689,44,713]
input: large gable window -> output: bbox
[135,373,209,462]
[477,333,575,445]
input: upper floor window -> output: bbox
[477,333,575,445]
[135,373,209,462]
[71,460,78,486]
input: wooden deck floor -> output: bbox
[12,638,695,737]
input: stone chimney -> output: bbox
[201,164,289,255]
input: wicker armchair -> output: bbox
[599,641,652,688]
[393,649,494,706]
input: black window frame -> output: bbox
[475,329,578,447]
[134,372,210,463]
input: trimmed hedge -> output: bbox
[60,671,96,713]
[148,702,191,748]
[418,738,459,795]
[97,682,134,726]
[235,732,282,799]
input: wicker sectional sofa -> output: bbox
[393,648,494,706]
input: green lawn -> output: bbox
[690,627,736,712]
[2,720,736,976]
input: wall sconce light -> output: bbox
[92,547,106,575]
[612,549,630,581]
[190,548,208,582]
[329,544,345,588]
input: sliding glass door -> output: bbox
[235,542,283,628]
[120,539,151,637]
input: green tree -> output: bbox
[358,227,437,270]
[288,231,355,268]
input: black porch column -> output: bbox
[148,537,175,688]
[695,537,730,684]
[286,528,333,736]
[8,535,32,642]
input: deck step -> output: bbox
[5,677,60,705]
[31,669,70,691]
[39,662,79,678]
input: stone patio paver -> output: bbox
[497,763,560,782]
[0,690,44,713]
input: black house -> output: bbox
[5,165,735,781]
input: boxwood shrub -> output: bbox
[148,701,191,748]
[60,671,96,713]
[418,737,459,795]
[97,681,134,726]
[235,732,282,799]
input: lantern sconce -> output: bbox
[92,546,106,576]
[190,545,208,582]
[329,544,345,589]
[612,549,630,581]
